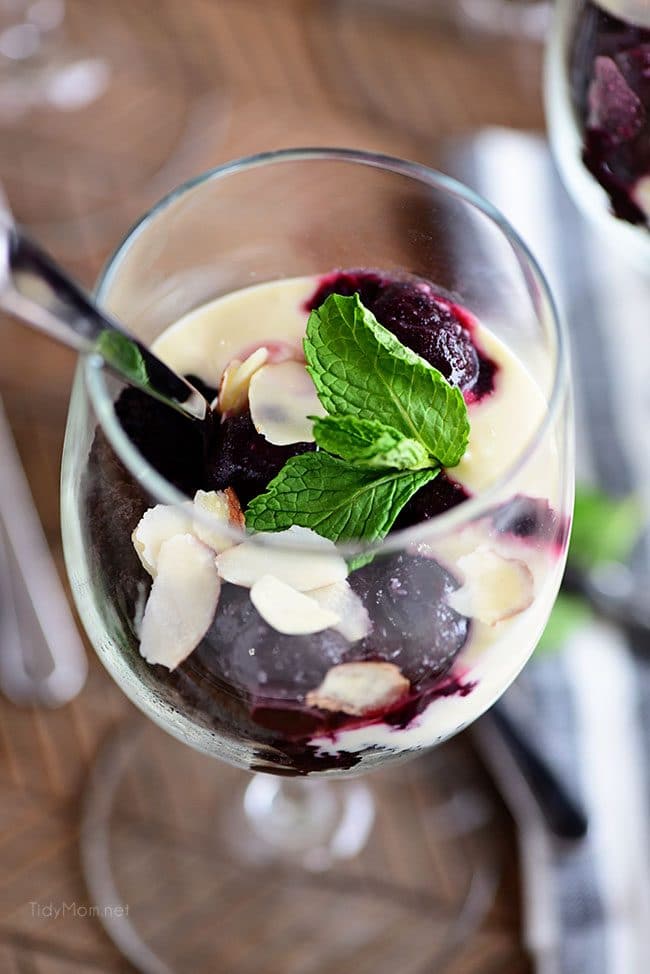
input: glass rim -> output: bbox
[85,146,568,556]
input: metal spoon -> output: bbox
[0,190,208,423]
[0,395,88,707]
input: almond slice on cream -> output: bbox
[139,534,221,669]
[447,546,534,626]
[216,528,347,591]
[192,488,244,553]
[215,346,269,416]
[250,575,340,635]
[306,662,409,716]
[248,360,326,445]
[132,502,194,577]
[309,581,371,642]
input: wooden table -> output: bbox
[0,1,544,970]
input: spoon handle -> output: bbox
[2,228,207,422]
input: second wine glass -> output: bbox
[545,0,650,267]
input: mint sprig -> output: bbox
[304,293,469,467]
[245,453,439,541]
[311,415,431,470]
[245,290,471,550]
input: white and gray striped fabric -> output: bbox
[448,129,650,974]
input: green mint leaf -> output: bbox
[97,330,148,386]
[304,293,469,467]
[535,592,593,656]
[245,452,439,544]
[311,414,432,470]
[569,486,643,570]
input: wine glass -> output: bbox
[545,0,650,266]
[61,148,573,973]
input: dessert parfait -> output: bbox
[570,0,650,225]
[82,267,569,775]
[547,0,650,244]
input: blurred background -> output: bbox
[1,1,649,972]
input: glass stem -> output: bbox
[242,773,376,871]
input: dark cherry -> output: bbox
[306,270,498,400]
[204,584,349,701]
[189,554,468,732]
[304,268,386,311]
[194,556,471,745]
[206,410,315,508]
[394,472,470,531]
[350,552,470,687]
[372,282,480,391]
[587,55,645,144]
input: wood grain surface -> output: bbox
[0,1,544,970]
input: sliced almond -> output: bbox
[248,360,326,445]
[216,528,347,591]
[447,546,534,626]
[192,488,244,553]
[132,503,193,577]
[306,662,409,716]
[215,346,269,416]
[139,534,221,669]
[310,581,371,642]
[250,574,340,635]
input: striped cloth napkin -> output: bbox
[446,129,650,974]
